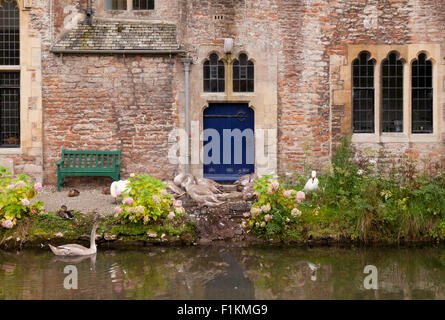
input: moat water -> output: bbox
[0,246,444,299]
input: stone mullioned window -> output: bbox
[105,0,154,11]
[337,45,443,144]
[203,52,255,94]
[0,0,20,148]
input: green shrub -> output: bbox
[115,174,184,225]
[244,175,305,238]
[0,166,44,228]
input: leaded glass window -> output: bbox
[352,52,375,133]
[105,0,127,10]
[381,52,404,133]
[0,0,19,65]
[0,0,20,147]
[133,0,154,10]
[204,53,225,93]
[233,54,254,92]
[412,53,433,134]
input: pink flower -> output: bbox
[283,189,294,198]
[264,214,273,222]
[21,198,30,206]
[34,182,43,191]
[115,189,121,196]
[243,212,250,218]
[296,191,306,203]
[115,207,123,215]
[167,212,175,220]
[123,197,133,205]
[261,204,271,213]
[270,181,280,191]
[30,209,37,215]
[175,200,183,208]
[1,220,14,229]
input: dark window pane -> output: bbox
[352,52,375,133]
[233,80,239,92]
[233,54,254,92]
[218,80,225,92]
[233,65,239,79]
[105,0,127,10]
[412,54,433,133]
[203,64,210,79]
[381,52,404,133]
[204,54,225,92]
[0,0,19,65]
[0,72,20,147]
[133,0,154,10]
[204,79,210,92]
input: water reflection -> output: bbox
[204,252,255,300]
[0,246,444,300]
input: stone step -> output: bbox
[220,184,238,193]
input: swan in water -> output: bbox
[49,221,99,256]
[304,170,319,193]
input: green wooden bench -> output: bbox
[56,149,121,191]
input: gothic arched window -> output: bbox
[352,51,375,133]
[204,53,225,92]
[381,52,404,133]
[233,53,254,92]
[412,53,433,133]
[0,0,20,147]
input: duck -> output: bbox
[164,180,186,198]
[304,170,319,193]
[58,205,74,220]
[185,183,224,208]
[68,189,80,197]
[110,180,130,204]
[49,221,99,256]
[196,177,223,194]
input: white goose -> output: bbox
[304,170,319,193]
[49,221,99,256]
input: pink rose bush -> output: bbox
[114,174,185,225]
[1,166,44,228]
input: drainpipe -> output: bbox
[181,58,193,174]
[82,0,94,26]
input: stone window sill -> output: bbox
[0,148,22,155]
[352,133,438,143]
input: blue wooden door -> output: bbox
[203,103,254,182]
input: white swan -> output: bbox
[304,170,319,193]
[110,180,130,203]
[49,221,99,256]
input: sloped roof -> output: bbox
[52,21,180,52]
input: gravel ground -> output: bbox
[35,185,117,216]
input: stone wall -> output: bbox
[2,0,445,185]
[42,54,178,185]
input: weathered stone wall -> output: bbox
[42,54,178,185]
[326,0,445,167]
[0,0,51,182]
[3,0,445,186]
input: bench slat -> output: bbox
[57,149,121,191]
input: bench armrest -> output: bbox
[56,160,63,168]
[116,161,121,168]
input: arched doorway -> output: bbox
[203,103,254,182]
